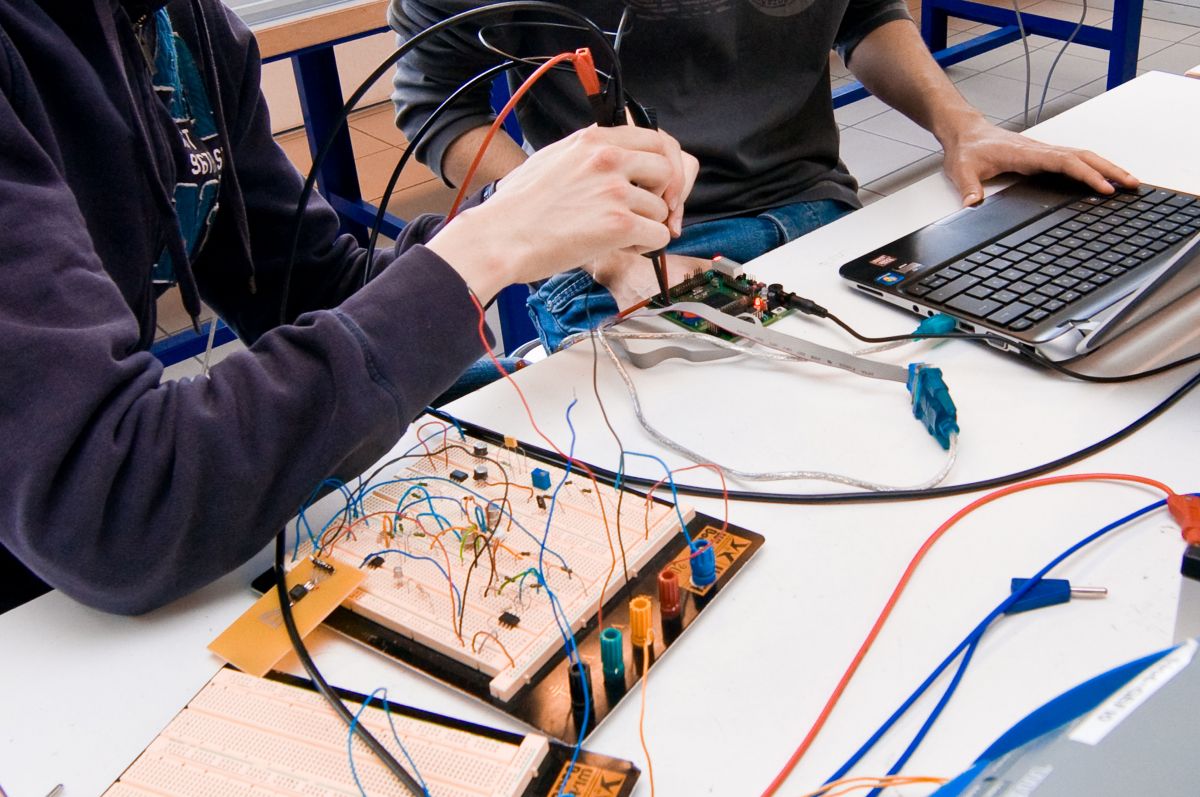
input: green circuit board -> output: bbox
[649,269,793,340]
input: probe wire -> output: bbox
[283,1,623,323]
[272,534,426,796]
[428,367,1200,504]
[841,495,1180,797]
[757,473,1176,796]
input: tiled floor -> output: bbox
[835,0,1200,205]
[158,0,1200,375]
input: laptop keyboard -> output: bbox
[902,185,1200,332]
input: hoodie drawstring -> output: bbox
[187,0,257,296]
[114,6,205,333]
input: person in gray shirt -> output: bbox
[390,0,1137,350]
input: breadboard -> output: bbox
[299,437,693,702]
[103,668,548,797]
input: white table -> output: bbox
[4,71,1199,797]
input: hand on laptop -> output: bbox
[940,116,1139,207]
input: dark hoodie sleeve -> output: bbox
[0,7,491,614]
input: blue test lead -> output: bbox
[1005,577,1108,614]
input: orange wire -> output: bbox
[465,292,620,622]
[760,472,1176,797]
[798,776,947,797]
[643,463,729,541]
[595,488,620,630]
[470,630,517,669]
[414,420,448,458]
[488,480,535,500]
[447,51,578,220]
[492,538,523,559]
[638,641,656,797]
[451,52,642,696]
[420,531,462,643]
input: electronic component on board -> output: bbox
[600,627,625,682]
[568,661,594,704]
[629,596,653,648]
[267,419,765,742]
[531,468,552,491]
[689,540,717,588]
[474,464,488,481]
[649,268,795,340]
[473,443,488,457]
[658,569,681,620]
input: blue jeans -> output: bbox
[526,198,855,351]
[433,356,526,406]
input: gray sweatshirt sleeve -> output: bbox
[388,0,512,184]
[835,0,914,64]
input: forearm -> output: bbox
[442,125,528,191]
[846,19,985,146]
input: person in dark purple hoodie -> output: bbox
[0,0,696,614]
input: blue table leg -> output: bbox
[922,2,949,52]
[495,285,537,355]
[919,0,1144,94]
[1109,0,1144,88]
[292,47,369,243]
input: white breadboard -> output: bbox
[104,668,548,797]
[305,435,693,700]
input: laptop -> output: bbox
[838,174,1200,361]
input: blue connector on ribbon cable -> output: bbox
[907,363,959,449]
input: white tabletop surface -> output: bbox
[3,71,1200,797]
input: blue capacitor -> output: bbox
[690,539,717,587]
[600,626,625,682]
[531,468,552,491]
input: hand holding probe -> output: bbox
[572,49,671,302]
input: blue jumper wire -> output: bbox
[824,497,1174,796]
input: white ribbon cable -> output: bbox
[595,325,957,490]
[631,303,909,383]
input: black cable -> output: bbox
[824,309,1200,383]
[359,29,654,287]
[824,310,993,346]
[272,533,425,795]
[1023,348,1200,383]
[282,1,623,323]
[361,59,519,288]
[428,367,1200,504]
[794,296,1200,384]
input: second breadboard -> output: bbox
[105,667,637,796]
[261,417,764,742]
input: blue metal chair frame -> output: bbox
[835,0,1144,108]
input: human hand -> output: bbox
[427,125,697,303]
[940,116,1139,207]
[586,252,711,311]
